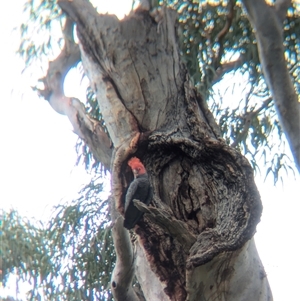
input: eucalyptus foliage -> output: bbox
[1,175,114,301]
[166,0,300,181]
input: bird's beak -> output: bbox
[133,169,138,177]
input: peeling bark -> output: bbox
[41,1,274,300]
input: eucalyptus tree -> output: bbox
[2,0,300,300]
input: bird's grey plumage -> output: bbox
[124,173,152,229]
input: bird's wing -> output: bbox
[124,180,139,212]
[144,186,153,205]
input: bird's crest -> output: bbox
[128,157,146,174]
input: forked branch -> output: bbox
[37,13,112,169]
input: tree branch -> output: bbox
[134,200,196,253]
[242,0,300,173]
[37,15,112,170]
[213,0,237,70]
[37,17,80,104]
[212,53,247,84]
[110,197,140,301]
[275,0,292,23]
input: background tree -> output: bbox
[2,0,299,300]
[170,0,300,177]
[1,179,116,301]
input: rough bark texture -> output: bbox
[40,1,273,300]
[242,0,300,173]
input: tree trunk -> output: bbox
[44,1,273,300]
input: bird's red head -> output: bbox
[128,157,146,176]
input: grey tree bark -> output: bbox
[39,0,273,300]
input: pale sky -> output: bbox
[0,1,299,300]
